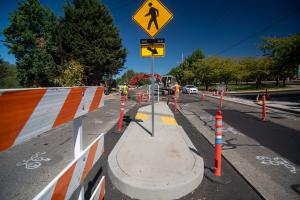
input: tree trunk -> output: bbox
[255,79,259,89]
[276,77,279,87]
[225,80,228,90]
[205,82,209,91]
[283,78,286,87]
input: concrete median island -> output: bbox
[108,102,204,200]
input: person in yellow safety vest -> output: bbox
[122,83,128,96]
[175,82,180,98]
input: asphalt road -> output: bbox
[175,93,300,200]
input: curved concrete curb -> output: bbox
[108,103,204,200]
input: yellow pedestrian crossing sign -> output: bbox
[141,43,165,57]
[132,0,173,38]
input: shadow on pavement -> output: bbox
[291,184,300,196]
[222,138,262,150]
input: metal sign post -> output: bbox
[132,0,173,137]
[151,56,155,136]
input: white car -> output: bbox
[182,85,198,94]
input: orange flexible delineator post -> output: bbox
[262,94,266,121]
[214,111,223,176]
[118,96,126,132]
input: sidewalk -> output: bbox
[107,102,204,200]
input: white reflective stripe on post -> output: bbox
[216,120,222,127]
[216,128,222,133]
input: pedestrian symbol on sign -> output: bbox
[132,0,173,38]
[145,3,159,30]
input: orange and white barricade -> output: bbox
[0,86,106,200]
[33,134,105,200]
[0,86,104,151]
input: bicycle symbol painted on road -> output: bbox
[256,156,299,174]
[16,152,51,170]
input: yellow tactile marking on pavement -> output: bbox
[135,113,149,121]
[161,116,177,125]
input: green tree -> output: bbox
[3,0,59,87]
[55,59,84,86]
[182,70,195,84]
[169,49,205,85]
[216,58,240,87]
[0,58,19,88]
[168,66,184,85]
[186,49,205,64]
[62,0,127,85]
[260,34,300,86]
[193,57,219,90]
[240,57,270,88]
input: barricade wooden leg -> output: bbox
[73,117,84,200]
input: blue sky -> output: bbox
[0,0,300,77]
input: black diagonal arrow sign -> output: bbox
[147,46,158,54]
